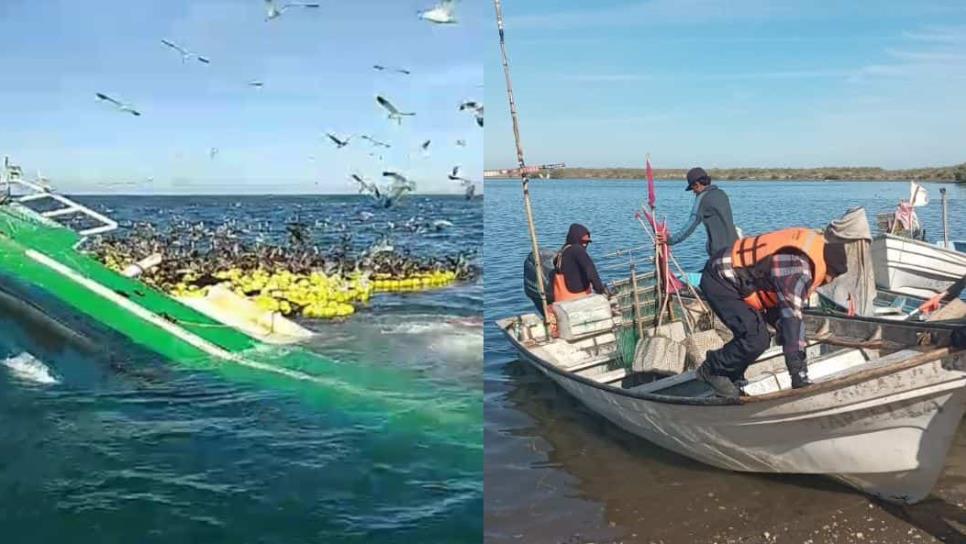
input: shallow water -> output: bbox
[484,179,966,543]
[0,195,482,543]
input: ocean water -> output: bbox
[484,179,966,543]
[0,195,482,543]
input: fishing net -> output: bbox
[616,326,638,369]
[611,274,651,368]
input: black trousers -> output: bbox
[699,254,771,380]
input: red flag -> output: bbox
[640,208,684,294]
[646,157,655,210]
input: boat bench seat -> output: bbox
[809,348,923,385]
[592,367,629,385]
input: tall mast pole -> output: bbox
[493,0,550,327]
[940,187,949,248]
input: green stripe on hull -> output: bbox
[0,205,257,361]
[0,204,483,433]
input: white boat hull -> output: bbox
[507,327,966,504]
[872,234,966,298]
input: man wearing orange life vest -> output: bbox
[552,223,609,302]
[695,227,849,399]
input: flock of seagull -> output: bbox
[90,0,478,204]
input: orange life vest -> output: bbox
[729,227,827,310]
[552,245,592,303]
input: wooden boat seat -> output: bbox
[564,356,614,373]
[743,348,882,396]
[592,367,629,384]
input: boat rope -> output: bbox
[635,214,711,322]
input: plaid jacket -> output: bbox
[711,250,812,356]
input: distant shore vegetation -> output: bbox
[487,163,966,182]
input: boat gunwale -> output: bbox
[874,232,966,258]
[495,313,964,407]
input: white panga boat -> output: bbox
[871,234,966,298]
[496,309,965,504]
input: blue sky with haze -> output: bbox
[484,0,966,170]
[0,0,482,194]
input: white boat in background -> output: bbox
[871,234,966,298]
[937,240,966,253]
[497,311,966,504]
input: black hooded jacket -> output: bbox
[554,224,606,296]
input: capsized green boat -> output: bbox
[0,168,279,367]
[0,160,477,430]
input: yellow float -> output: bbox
[120,266,462,320]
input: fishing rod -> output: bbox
[493,0,551,329]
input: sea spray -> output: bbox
[2,352,59,385]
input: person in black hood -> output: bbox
[552,223,608,301]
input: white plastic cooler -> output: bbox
[552,294,615,340]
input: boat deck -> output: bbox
[503,306,960,402]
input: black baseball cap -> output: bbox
[685,167,710,191]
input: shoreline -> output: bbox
[484,177,960,183]
[483,164,966,182]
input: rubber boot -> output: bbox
[785,352,812,389]
[696,363,741,399]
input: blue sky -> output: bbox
[0,0,482,194]
[484,0,966,170]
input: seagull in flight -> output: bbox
[420,139,431,151]
[161,39,210,64]
[325,133,352,149]
[449,167,476,200]
[376,95,415,125]
[418,0,458,24]
[448,166,473,184]
[209,147,219,159]
[373,64,411,75]
[265,0,320,21]
[248,80,264,88]
[350,173,381,198]
[382,172,417,207]
[459,101,483,127]
[455,139,466,147]
[383,171,416,191]
[360,134,391,148]
[95,93,141,116]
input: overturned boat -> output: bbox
[0,161,319,377]
[497,302,964,504]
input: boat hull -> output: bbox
[505,327,966,504]
[0,204,260,364]
[872,234,966,298]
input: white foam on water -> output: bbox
[428,330,483,359]
[3,352,60,385]
[380,322,444,335]
[379,316,483,336]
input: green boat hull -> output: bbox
[0,203,484,433]
[0,204,258,362]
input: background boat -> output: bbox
[871,234,966,298]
